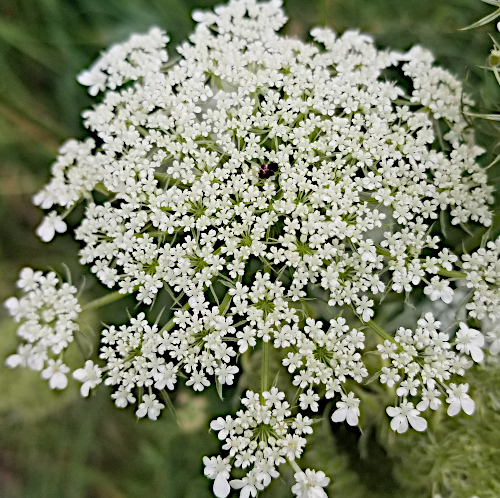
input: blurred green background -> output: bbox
[1,0,500,496]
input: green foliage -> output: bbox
[0,388,218,498]
[390,363,500,498]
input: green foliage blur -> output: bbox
[1,0,499,496]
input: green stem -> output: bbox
[160,390,181,427]
[82,290,127,311]
[367,320,397,344]
[60,201,79,220]
[93,183,112,197]
[219,292,233,315]
[375,247,392,258]
[437,268,466,279]
[261,340,270,394]
[289,458,302,474]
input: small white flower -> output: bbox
[111,387,136,408]
[396,378,420,397]
[35,212,67,242]
[72,360,103,397]
[386,400,427,433]
[355,296,374,322]
[5,353,25,368]
[416,387,442,411]
[41,359,70,390]
[16,267,43,291]
[186,369,211,391]
[446,383,475,416]
[331,392,360,426]
[76,68,107,96]
[230,469,265,498]
[203,455,231,498]
[455,323,485,363]
[135,393,165,420]
[291,413,313,435]
[299,389,320,412]
[291,469,330,498]
[210,416,236,441]
[380,367,401,388]
[424,277,454,304]
[486,330,500,355]
[4,297,21,318]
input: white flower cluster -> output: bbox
[4,268,81,390]
[76,27,169,96]
[204,388,327,498]
[280,316,366,426]
[378,313,483,433]
[462,237,500,321]
[33,0,493,321]
[6,0,500,495]
[89,300,240,414]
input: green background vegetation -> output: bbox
[1,0,500,496]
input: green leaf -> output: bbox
[160,389,181,426]
[461,8,500,30]
[215,379,224,401]
[0,19,62,71]
[364,370,382,386]
[480,0,500,6]
[464,111,500,120]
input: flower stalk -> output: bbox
[82,290,127,311]
[261,340,270,396]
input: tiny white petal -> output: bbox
[213,473,230,498]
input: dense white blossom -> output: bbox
[34,0,493,321]
[4,268,81,389]
[206,388,311,495]
[76,27,169,96]
[376,313,485,427]
[5,0,500,495]
[462,238,500,321]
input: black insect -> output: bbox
[259,162,278,179]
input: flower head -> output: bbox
[5,269,81,389]
[331,392,360,426]
[292,469,330,498]
[203,456,231,498]
[446,383,475,416]
[6,1,500,496]
[386,400,427,433]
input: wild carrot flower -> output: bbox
[5,0,500,494]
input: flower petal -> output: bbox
[408,414,427,432]
[447,399,460,417]
[461,397,475,415]
[214,473,230,498]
